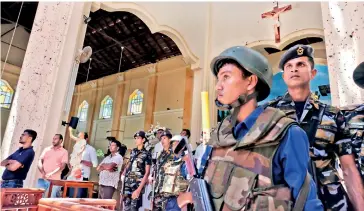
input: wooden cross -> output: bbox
[261,3,292,43]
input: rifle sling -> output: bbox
[307,103,326,146]
[292,172,311,211]
[126,150,143,175]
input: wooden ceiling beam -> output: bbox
[150,34,164,54]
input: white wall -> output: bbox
[134,2,324,69]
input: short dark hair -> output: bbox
[110,139,122,149]
[308,57,315,70]
[84,132,89,139]
[24,129,37,143]
[216,59,252,79]
[182,129,191,138]
[55,134,63,140]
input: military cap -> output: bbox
[279,44,314,71]
[353,62,364,89]
[134,131,146,139]
[160,130,172,139]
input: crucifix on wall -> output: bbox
[261,3,292,43]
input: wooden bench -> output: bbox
[47,179,96,198]
[38,198,116,211]
[1,188,45,211]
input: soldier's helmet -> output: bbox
[353,62,364,89]
[210,46,272,102]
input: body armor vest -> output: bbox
[205,107,300,211]
[155,150,189,197]
[269,94,345,185]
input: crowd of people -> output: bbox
[1,44,364,211]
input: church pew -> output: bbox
[1,188,44,211]
[38,198,116,211]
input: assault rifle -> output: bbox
[174,137,213,211]
[150,168,156,210]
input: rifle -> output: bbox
[174,138,213,211]
[150,164,157,210]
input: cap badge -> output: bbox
[297,46,304,56]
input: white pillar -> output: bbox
[321,2,364,107]
[1,2,91,187]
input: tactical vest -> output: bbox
[155,151,189,197]
[269,95,345,186]
[205,107,308,211]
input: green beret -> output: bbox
[279,44,314,71]
[353,62,364,89]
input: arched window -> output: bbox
[0,80,14,109]
[100,95,113,119]
[78,100,89,122]
[128,89,143,115]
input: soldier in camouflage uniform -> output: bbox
[341,62,364,183]
[121,131,152,211]
[202,46,323,211]
[268,44,364,210]
[151,131,188,211]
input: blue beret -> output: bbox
[279,44,314,71]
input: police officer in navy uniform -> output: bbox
[268,44,364,210]
[200,46,323,210]
[341,62,364,184]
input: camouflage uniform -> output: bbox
[123,147,152,211]
[200,45,323,211]
[268,92,353,210]
[341,104,364,182]
[204,106,318,210]
[151,148,188,211]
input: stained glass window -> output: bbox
[129,89,143,115]
[78,100,89,122]
[100,95,113,119]
[0,80,14,109]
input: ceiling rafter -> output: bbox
[2,4,182,84]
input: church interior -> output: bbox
[1,1,363,210]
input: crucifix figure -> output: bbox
[261,2,292,43]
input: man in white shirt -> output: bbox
[97,139,123,199]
